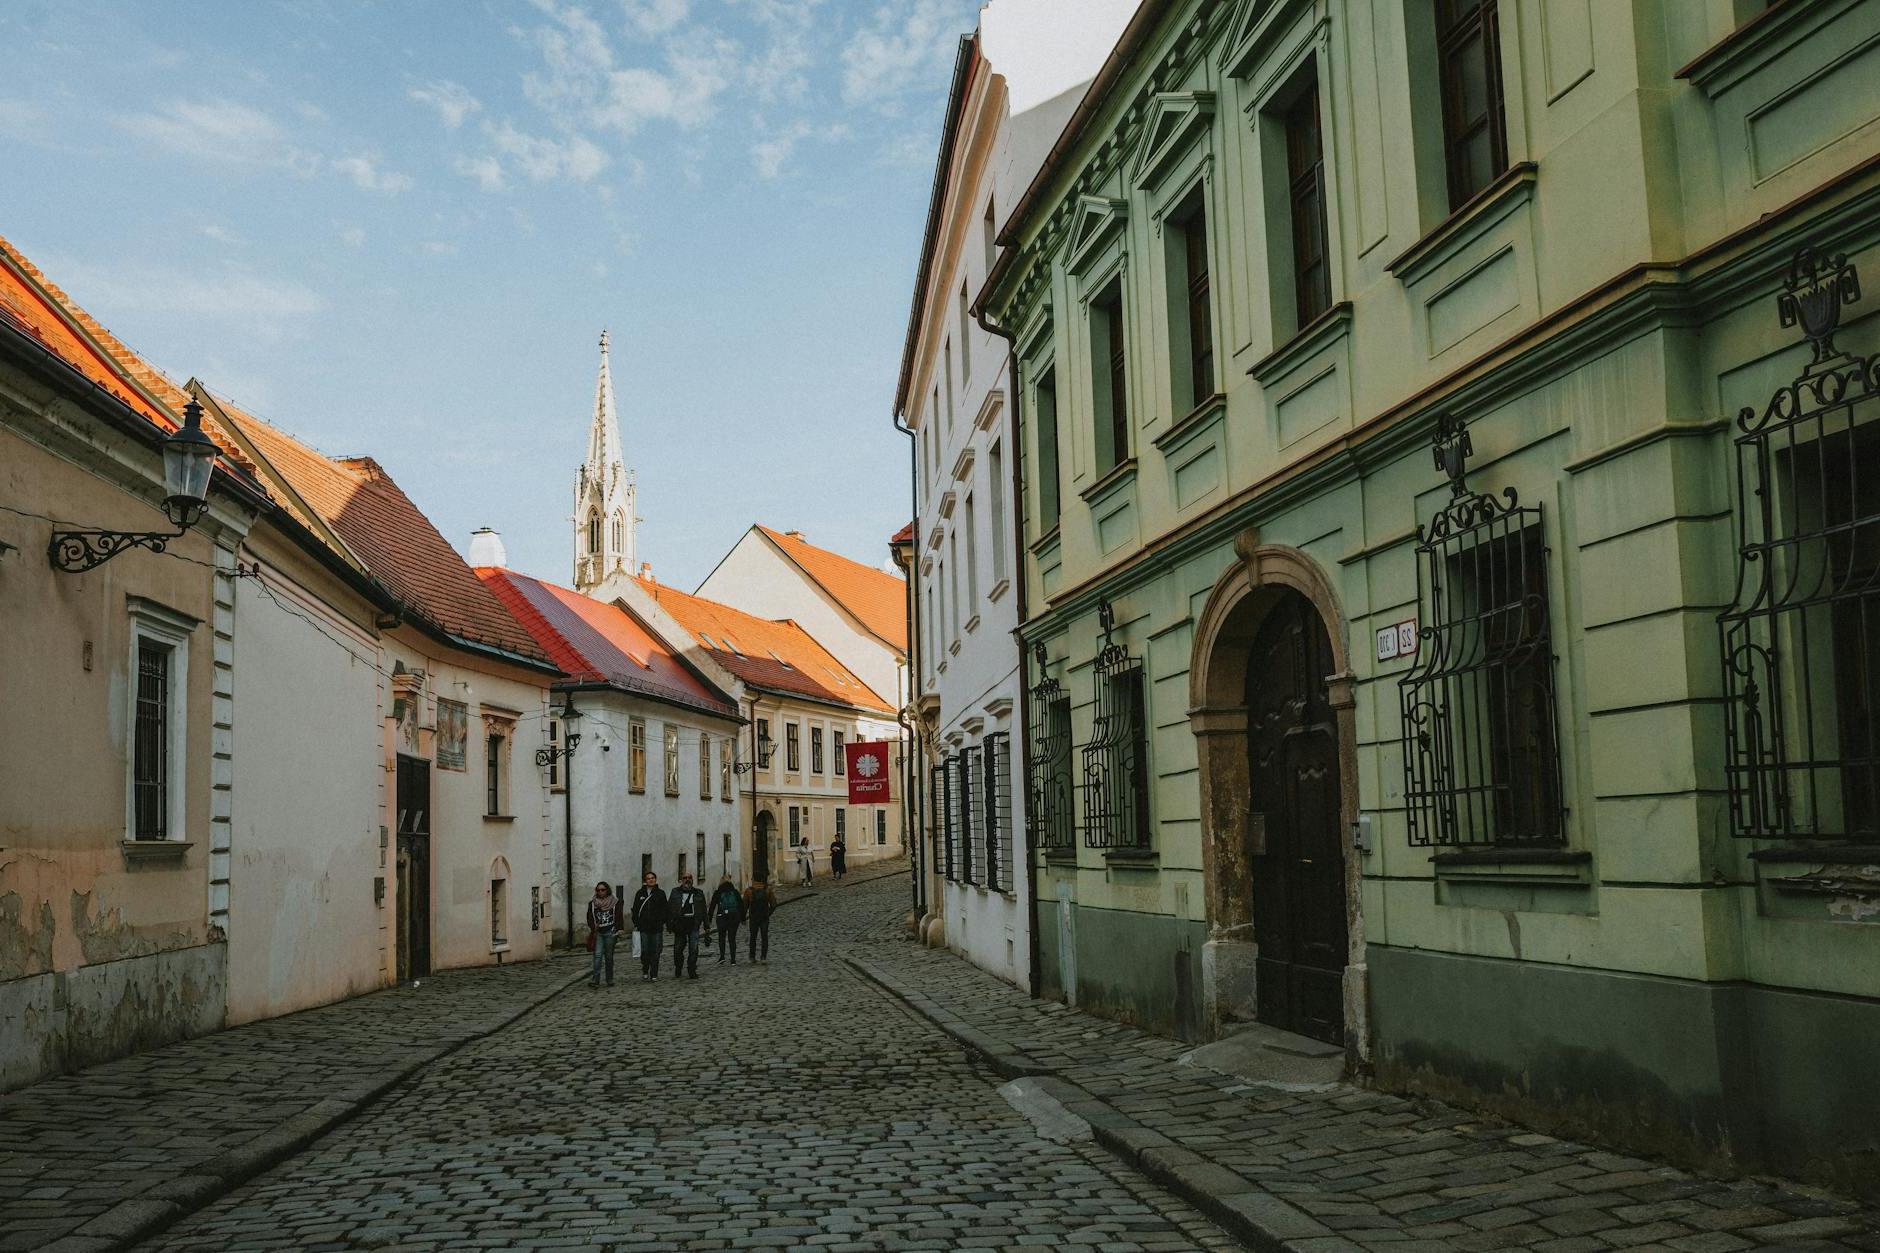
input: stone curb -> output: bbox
[844,955,1334,1253]
[33,961,591,1253]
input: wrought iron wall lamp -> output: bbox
[49,399,220,572]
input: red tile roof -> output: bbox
[479,568,737,719]
[755,525,908,653]
[632,576,894,714]
[210,397,550,665]
[890,522,915,545]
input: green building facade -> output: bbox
[982,0,1880,1197]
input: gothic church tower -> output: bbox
[573,330,637,593]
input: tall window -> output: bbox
[664,725,680,795]
[485,732,506,816]
[697,832,706,882]
[1179,203,1214,406]
[490,876,507,946]
[876,809,887,845]
[944,341,955,427]
[786,722,801,772]
[700,732,713,798]
[629,718,647,793]
[546,716,562,790]
[949,533,962,636]
[982,197,997,275]
[964,493,979,611]
[788,804,801,846]
[833,730,846,775]
[1028,656,1074,854]
[132,637,174,841]
[936,558,947,649]
[610,512,624,554]
[1437,0,1509,209]
[811,726,825,774]
[720,739,733,799]
[586,511,601,555]
[1082,608,1150,850]
[1036,366,1062,533]
[1285,77,1332,329]
[959,283,972,383]
[984,731,1014,893]
[835,808,846,842]
[1091,281,1129,473]
[989,440,1007,583]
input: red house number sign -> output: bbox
[845,741,892,804]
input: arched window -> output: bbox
[586,512,601,555]
[489,856,511,948]
[611,511,624,554]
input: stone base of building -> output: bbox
[1037,898,1207,1041]
[1368,944,1880,1204]
[1,943,227,1093]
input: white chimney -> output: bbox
[468,527,507,568]
[639,561,654,583]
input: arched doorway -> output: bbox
[754,809,775,882]
[1189,533,1365,1056]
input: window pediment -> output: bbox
[1066,194,1129,276]
[1132,92,1215,189]
[1220,0,1293,79]
[951,444,976,483]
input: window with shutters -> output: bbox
[1082,601,1150,851]
[546,717,563,791]
[700,732,712,798]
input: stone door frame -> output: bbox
[1187,530,1368,1063]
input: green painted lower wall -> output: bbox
[1038,897,1208,1041]
[1368,944,1880,1202]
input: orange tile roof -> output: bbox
[755,525,908,653]
[211,396,550,665]
[479,568,737,718]
[631,576,894,714]
[890,522,915,545]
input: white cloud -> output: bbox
[421,240,460,257]
[43,255,323,344]
[339,226,367,248]
[201,223,240,244]
[750,119,847,179]
[622,0,689,37]
[331,152,413,193]
[408,79,482,129]
[117,98,298,166]
[456,153,508,191]
[520,3,733,137]
[486,121,609,182]
[840,0,965,109]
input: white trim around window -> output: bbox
[125,597,199,847]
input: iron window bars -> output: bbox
[942,757,964,880]
[961,744,983,886]
[1082,600,1152,850]
[132,638,171,840]
[929,764,950,878]
[1719,247,1879,842]
[1027,643,1076,855]
[1399,414,1565,847]
[984,731,1014,893]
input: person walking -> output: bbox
[796,840,814,886]
[631,871,668,981]
[585,881,621,988]
[830,834,847,882]
[712,874,743,964]
[668,871,707,980]
[744,878,777,963]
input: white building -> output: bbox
[478,563,744,947]
[892,0,1138,987]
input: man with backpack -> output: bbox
[743,878,777,964]
[667,871,707,980]
[631,871,668,981]
[711,875,743,964]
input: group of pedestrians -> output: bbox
[584,872,780,987]
[794,835,848,886]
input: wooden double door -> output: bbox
[1245,592,1348,1046]
[395,755,432,982]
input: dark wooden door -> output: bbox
[1246,593,1347,1045]
[395,755,432,981]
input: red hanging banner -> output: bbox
[845,741,892,804]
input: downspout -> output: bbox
[975,308,1040,1000]
[564,741,576,947]
[893,412,926,918]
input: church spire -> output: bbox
[573,329,637,593]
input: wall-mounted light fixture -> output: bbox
[49,399,219,573]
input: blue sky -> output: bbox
[0,0,984,588]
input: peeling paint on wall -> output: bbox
[69,889,191,965]
[0,891,55,980]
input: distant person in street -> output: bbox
[744,878,777,963]
[830,835,847,881]
[632,871,668,981]
[796,840,814,886]
[586,881,621,988]
[668,871,707,980]
[712,874,743,964]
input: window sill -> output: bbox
[1385,162,1538,287]
[1432,847,1591,885]
[1748,844,1880,865]
[1153,392,1227,453]
[1078,457,1139,508]
[1028,526,1063,557]
[963,614,981,635]
[484,814,516,824]
[1247,303,1353,387]
[1102,846,1159,868]
[122,839,192,862]
[948,641,962,657]
[1675,0,1815,95]
[987,578,1010,604]
[490,942,511,954]
[1042,848,1078,865]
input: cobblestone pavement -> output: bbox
[1,955,585,1252]
[853,916,1880,1252]
[135,875,1239,1252]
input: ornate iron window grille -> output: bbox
[1082,600,1151,850]
[929,764,950,878]
[1027,644,1075,855]
[984,731,1013,893]
[1399,414,1565,847]
[961,744,983,886]
[943,756,963,881]
[1719,247,1879,842]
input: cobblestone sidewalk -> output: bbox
[849,939,1880,1252]
[0,955,586,1253]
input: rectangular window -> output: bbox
[1029,660,1074,855]
[678,852,688,881]
[1082,619,1151,850]
[757,718,771,773]
[721,739,733,800]
[959,283,972,383]
[724,832,733,869]
[485,732,505,816]
[546,717,562,790]
[833,730,846,775]
[663,725,680,796]
[436,699,468,771]
[697,832,706,881]
[132,638,173,840]
[876,808,887,845]
[811,726,825,774]
[786,722,801,772]
[984,731,1014,893]
[961,744,983,885]
[944,340,955,427]
[1180,204,1214,406]
[629,718,646,793]
[949,535,961,637]
[982,197,997,276]
[942,757,963,881]
[1284,77,1331,330]
[964,493,979,611]
[490,878,507,946]
[700,732,712,798]
[1035,366,1062,533]
[1436,0,1509,210]
[788,805,801,846]
[929,764,951,877]
[641,852,653,880]
[1091,281,1129,473]
[989,441,1007,584]
[835,808,846,841]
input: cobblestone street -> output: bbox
[130,875,1238,1252]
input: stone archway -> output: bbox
[1188,530,1367,1059]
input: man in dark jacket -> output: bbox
[743,879,777,964]
[667,872,707,979]
[631,871,668,981]
[711,875,743,964]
